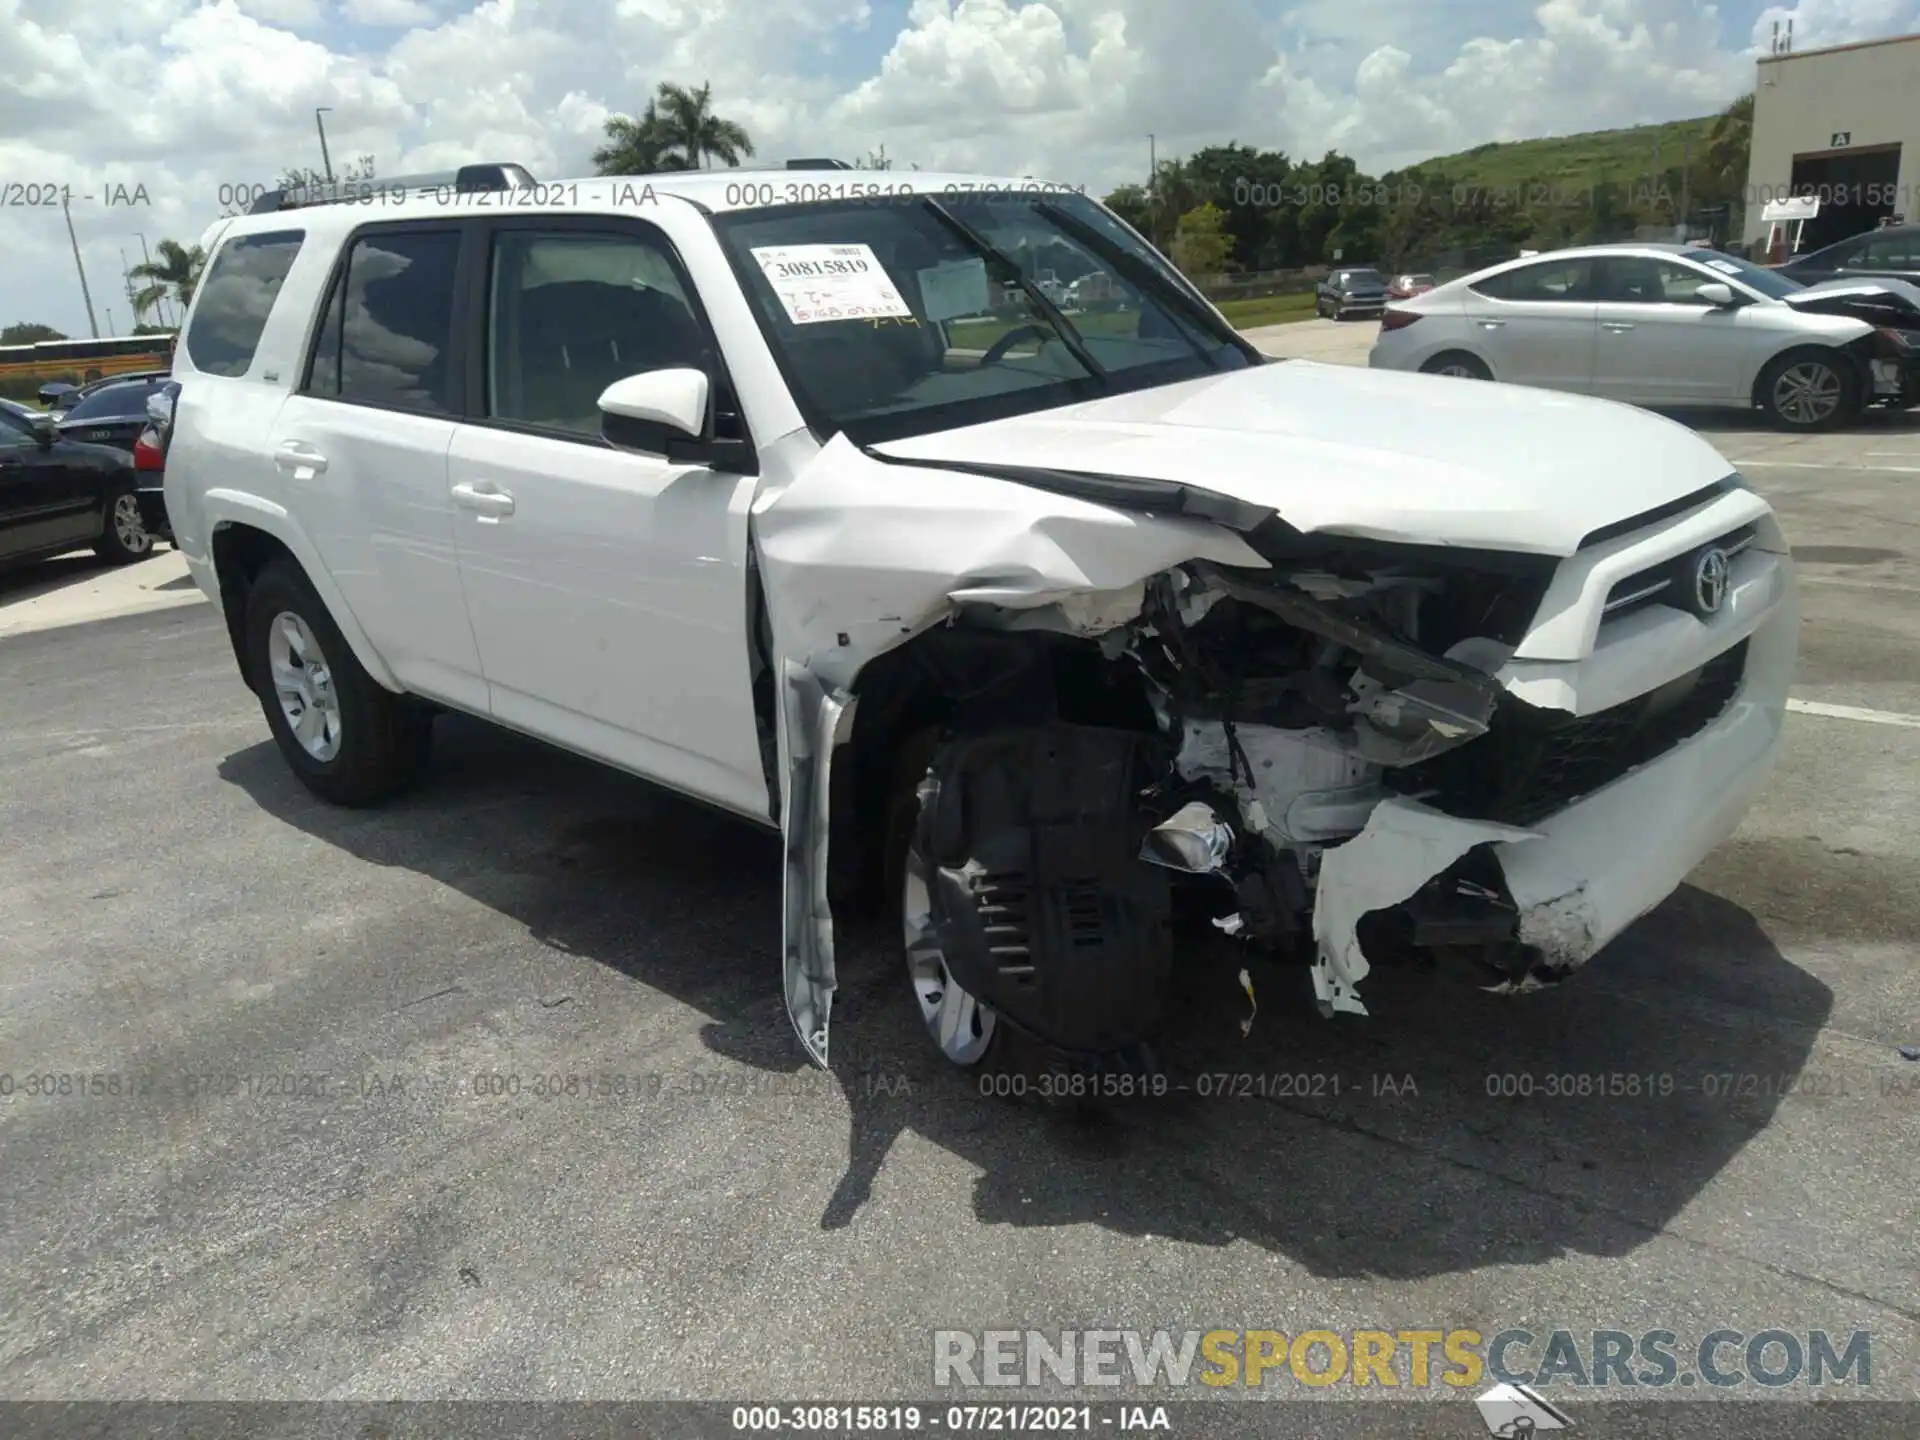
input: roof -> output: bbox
[1757,29,1920,64]
[212,170,1087,241]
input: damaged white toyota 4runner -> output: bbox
[166,172,1798,1074]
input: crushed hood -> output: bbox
[873,361,1738,556]
[1782,276,1920,326]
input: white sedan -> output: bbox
[1368,242,1889,431]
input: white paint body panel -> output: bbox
[874,360,1737,557]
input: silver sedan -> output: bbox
[1367,242,1911,431]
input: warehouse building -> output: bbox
[1743,29,1920,256]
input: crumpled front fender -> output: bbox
[781,661,856,1067]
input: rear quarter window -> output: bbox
[186,230,305,377]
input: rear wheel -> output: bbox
[244,559,432,806]
[1759,349,1858,431]
[92,487,154,565]
[1422,351,1492,380]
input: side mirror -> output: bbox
[147,386,177,428]
[598,367,709,444]
[1695,281,1737,308]
[32,419,56,448]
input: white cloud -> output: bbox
[5,0,1919,336]
[344,0,435,24]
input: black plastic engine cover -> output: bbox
[918,725,1173,1054]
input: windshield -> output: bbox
[60,382,157,422]
[1683,249,1804,300]
[711,191,1256,444]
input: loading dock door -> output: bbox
[1790,143,1902,249]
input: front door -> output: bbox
[446,220,770,822]
[0,410,99,560]
[1590,254,1752,404]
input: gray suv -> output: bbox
[1316,266,1388,320]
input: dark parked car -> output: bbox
[0,403,156,567]
[51,374,174,453]
[1316,266,1389,320]
[130,380,180,543]
[1777,223,1920,288]
[40,369,172,421]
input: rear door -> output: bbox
[270,222,489,713]
[0,407,107,559]
[1460,256,1598,391]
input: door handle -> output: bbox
[274,440,329,474]
[1476,319,1505,329]
[1603,321,1636,332]
[450,481,516,519]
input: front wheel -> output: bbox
[1759,349,1858,432]
[93,487,155,565]
[243,559,432,806]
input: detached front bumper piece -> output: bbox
[1312,564,1798,1007]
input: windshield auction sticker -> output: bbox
[751,243,913,325]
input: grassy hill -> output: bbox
[1405,115,1721,190]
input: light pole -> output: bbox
[1147,133,1157,241]
[62,194,101,339]
[315,107,336,184]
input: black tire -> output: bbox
[243,559,432,807]
[92,484,155,565]
[1757,348,1859,432]
[1421,351,1493,380]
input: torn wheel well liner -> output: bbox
[828,627,1160,915]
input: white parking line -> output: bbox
[1733,460,1920,473]
[1787,698,1920,729]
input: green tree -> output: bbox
[654,80,755,170]
[1,322,67,345]
[1703,93,1752,196]
[128,240,207,323]
[593,97,681,175]
[1170,202,1233,278]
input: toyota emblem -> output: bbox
[1692,546,1731,615]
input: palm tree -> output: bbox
[128,240,207,324]
[654,81,755,170]
[593,97,681,175]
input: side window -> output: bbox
[185,230,304,377]
[1471,258,1593,302]
[1834,241,1872,269]
[1598,257,1715,304]
[0,410,34,449]
[305,228,460,414]
[1863,232,1920,267]
[485,229,709,438]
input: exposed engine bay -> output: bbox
[897,543,1757,1063]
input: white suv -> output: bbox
[166,170,1799,1074]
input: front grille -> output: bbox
[1398,639,1749,826]
[1603,524,1756,620]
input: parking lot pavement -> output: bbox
[1241,315,1379,363]
[2,434,1919,1412]
[0,546,201,640]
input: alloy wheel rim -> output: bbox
[113,494,148,550]
[268,611,343,761]
[903,849,997,1065]
[1438,363,1477,378]
[1773,362,1841,425]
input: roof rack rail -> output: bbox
[248,162,538,214]
[785,158,854,170]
